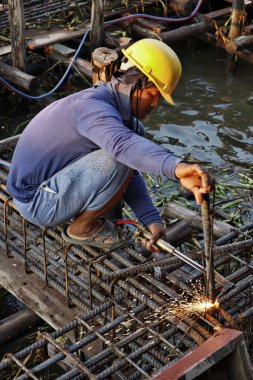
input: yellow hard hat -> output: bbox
[122,39,182,105]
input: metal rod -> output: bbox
[201,194,215,302]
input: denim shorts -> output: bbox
[14,150,131,227]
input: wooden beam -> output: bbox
[198,32,253,64]
[27,24,91,50]
[0,62,40,92]
[0,308,42,346]
[162,201,233,237]
[203,7,232,20]
[225,34,253,54]
[45,44,92,80]
[0,45,11,57]
[0,251,83,330]
[159,20,212,44]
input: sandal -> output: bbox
[61,219,132,249]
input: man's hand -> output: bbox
[141,223,166,253]
[175,162,215,205]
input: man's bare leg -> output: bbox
[67,170,133,240]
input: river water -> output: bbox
[147,42,253,167]
[0,42,253,167]
[0,40,252,359]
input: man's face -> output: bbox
[131,87,160,119]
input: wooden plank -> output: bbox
[0,309,42,346]
[162,201,233,237]
[0,61,40,92]
[0,44,11,56]
[225,0,252,4]
[159,20,212,45]
[0,250,83,330]
[46,48,92,80]
[50,43,76,57]
[203,7,232,20]
[28,23,91,50]
[198,32,253,64]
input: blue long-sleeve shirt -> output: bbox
[7,81,181,226]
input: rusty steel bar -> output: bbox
[0,203,219,350]
[218,275,253,304]
[114,302,184,357]
[39,332,96,380]
[201,194,215,302]
[0,177,253,380]
[135,228,226,287]
[5,353,39,380]
[41,227,48,283]
[237,306,253,322]
[16,305,152,380]
[102,255,193,281]
[76,317,151,379]
[216,307,240,330]
[0,297,126,371]
[214,222,253,246]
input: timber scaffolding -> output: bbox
[2,0,253,95]
[0,137,252,378]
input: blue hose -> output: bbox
[0,0,203,100]
[0,0,203,168]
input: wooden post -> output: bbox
[8,0,26,70]
[91,47,118,85]
[90,0,104,51]
[229,0,244,40]
[227,0,244,73]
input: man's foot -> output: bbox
[61,219,132,248]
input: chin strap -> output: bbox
[135,78,142,135]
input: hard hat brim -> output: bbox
[160,90,175,106]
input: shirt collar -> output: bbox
[109,78,135,121]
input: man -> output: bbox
[6,39,214,252]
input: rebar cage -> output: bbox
[0,162,252,378]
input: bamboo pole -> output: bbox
[227,0,244,72]
[229,0,244,40]
[91,0,104,51]
[8,0,26,70]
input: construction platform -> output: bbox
[0,148,252,378]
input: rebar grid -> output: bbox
[0,177,252,378]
